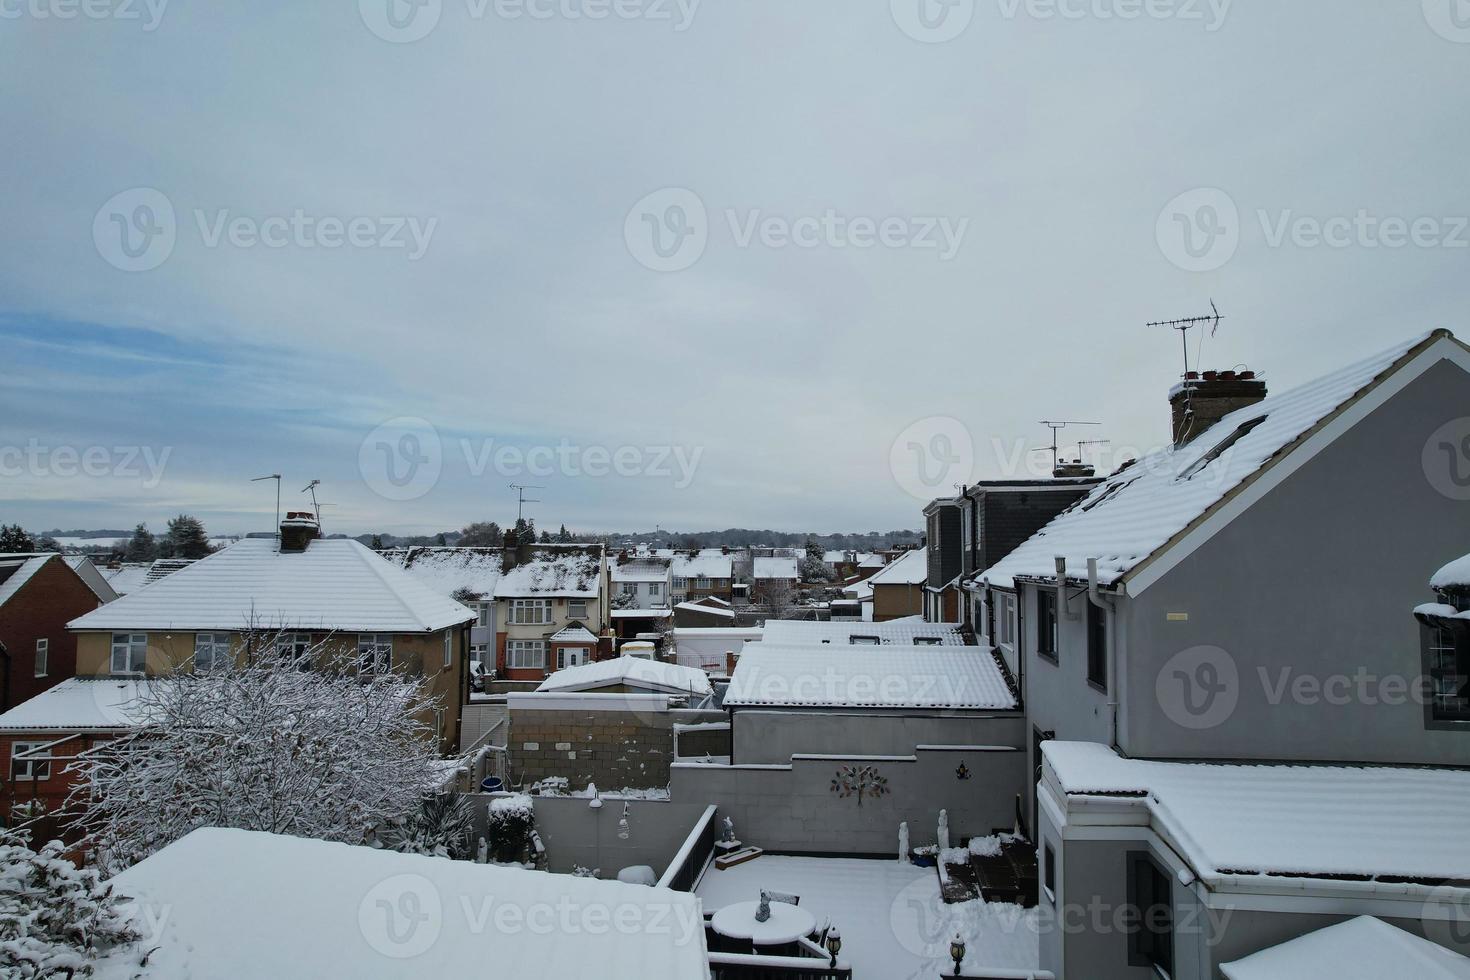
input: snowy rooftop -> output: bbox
[536,655,713,696]
[100,563,153,595]
[696,855,1037,979]
[610,558,670,583]
[1220,916,1470,980]
[1431,553,1470,590]
[857,553,886,569]
[611,608,672,618]
[982,332,1451,589]
[760,619,966,645]
[0,676,154,732]
[0,554,50,609]
[864,547,927,586]
[670,553,733,578]
[548,623,599,643]
[494,550,602,598]
[109,828,708,980]
[384,547,502,600]
[68,538,475,634]
[753,556,798,580]
[1043,741,1470,884]
[675,601,734,619]
[725,644,1016,710]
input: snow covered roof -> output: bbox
[494,550,602,598]
[610,558,670,583]
[857,553,886,569]
[536,655,713,695]
[549,623,599,643]
[753,557,798,580]
[1431,553,1470,590]
[1220,917,1470,980]
[0,555,51,609]
[101,563,152,595]
[983,331,1458,590]
[0,677,155,732]
[725,645,1016,710]
[611,608,673,618]
[68,538,475,633]
[760,619,966,646]
[109,828,709,980]
[64,555,120,603]
[670,553,733,578]
[865,548,927,586]
[383,547,502,600]
[675,601,735,619]
[1043,741,1470,884]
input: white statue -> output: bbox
[476,837,488,864]
[938,809,950,851]
[898,822,910,863]
[722,816,735,843]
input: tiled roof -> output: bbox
[0,677,155,731]
[725,644,1016,710]
[983,332,1450,590]
[68,538,474,633]
[493,551,601,598]
[383,547,503,600]
[0,555,51,609]
[864,548,926,586]
[753,557,798,580]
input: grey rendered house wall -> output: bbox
[1123,360,1470,764]
[731,709,1026,765]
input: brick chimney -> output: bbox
[279,511,320,552]
[1170,370,1267,446]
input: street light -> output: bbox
[825,927,842,967]
[950,933,967,976]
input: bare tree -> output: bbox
[68,629,456,874]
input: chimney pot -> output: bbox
[279,512,320,552]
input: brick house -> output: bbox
[493,544,609,681]
[0,553,115,712]
[864,547,928,621]
[667,551,734,605]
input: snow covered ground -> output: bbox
[695,855,1038,979]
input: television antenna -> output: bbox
[509,484,543,522]
[250,474,281,541]
[301,480,322,524]
[1148,300,1224,378]
[1075,438,1111,461]
[1033,421,1102,473]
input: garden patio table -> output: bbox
[709,900,817,947]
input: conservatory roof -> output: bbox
[725,645,1015,711]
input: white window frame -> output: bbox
[475,603,492,628]
[696,577,712,590]
[509,599,551,626]
[567,598,588,619]
[556,646,590,670]
[999,593,1017,649]
[34,638,48,678]
[357,633,393,673]
[10,741,50,781]
[648,582,661,597]
[443,631,453,669]
[506,639,546,670]
[194,632,232,672]
[110,633,147,675]
[276,632,313,665]
[672,576,689,589]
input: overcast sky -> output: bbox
[2,1,1467,537]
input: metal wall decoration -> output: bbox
[830,765,890,806]
[955,762,972,781]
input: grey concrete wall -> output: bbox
[467,792,710,877]
[731,709,1025,765]
[1124,360,1470,765]
[670,746,1026,853]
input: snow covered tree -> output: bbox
[0,827,141,977]
[35,535,61,553]
[123,523,156,562]
[161,514,211,559]
[457,522,502,547]
[761,576,797,620]
[800,538,834,583]
[556,524,572,543]
[68,632,455,875]
[0,524,35,552]
[506,517,537,547]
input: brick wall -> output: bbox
[510,707,678,791]
[0,556,104,710]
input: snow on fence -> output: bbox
[656,803,718,892]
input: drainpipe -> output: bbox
[1087,559,1121,750]
[1055,557,1079,620]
